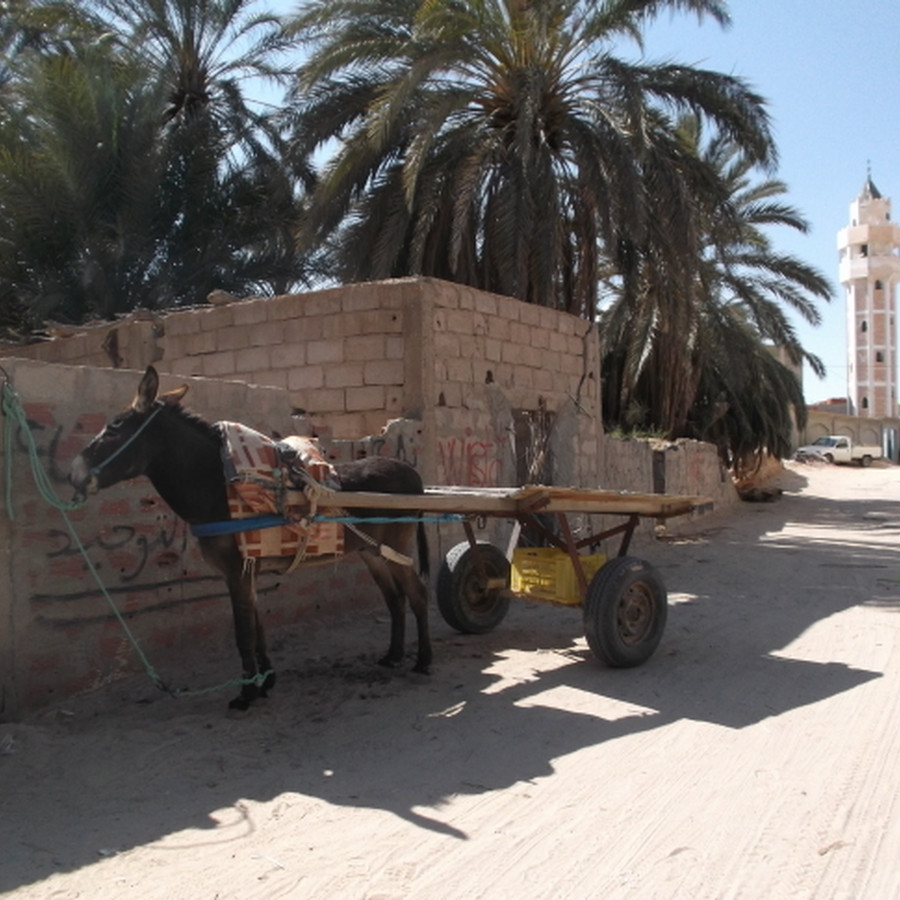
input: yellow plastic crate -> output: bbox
[511,547,607,605]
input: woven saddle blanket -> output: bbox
[216,421,344,561]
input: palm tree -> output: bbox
[284,0,775,317]
[600,115,833,468]
[87,0,293,157]
[0,0,316,330]
[0,43,168,325]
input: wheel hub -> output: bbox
[617,582,655,644]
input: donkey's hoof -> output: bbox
[227,696,252,716]
[377,654,401,669]
[258,670,277,697]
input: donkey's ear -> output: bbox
[160,384,189,405]
[133,366,159,413]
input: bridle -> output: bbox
[89,402,165,479]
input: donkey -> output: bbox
[68,366,431,711]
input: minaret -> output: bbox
[837,172,900,417]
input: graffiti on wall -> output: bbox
[4,408,225,619]
[437,427,510,487]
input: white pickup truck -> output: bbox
[794,435,883,467]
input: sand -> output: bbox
[1,460,898,900]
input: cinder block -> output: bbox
[248,369,286,389]
[496,295,521,323]
[202,350,236,376]
[364,359,404,385]
[266,294,303,321]
[216,326,251,352]
[249,320,289,347]
[534,367,555,391]
[235,346,271,374]
[473,291,499,315]
[510,320,533,348]
[184,330,217,355]
[288,365,324,390]
[345,334,387,360]
[198,307,232,331]
[549,331,568,353]
[484,315,510,341]
[275,316,318,342]
[385,335,405,359]
[343,285,383,312]
[231,299,269,327]
[322,314,350,339]
[501,341,522,364]
[484,338,502,362]
[437,382,463,408]
[359,309,403,334]
[165,312,201,336]
[270,343,305,370]
[445,357,473,384]
[310,387,346,411]
[346,385,385,412]
[326,363,365,388]
[530,326,550,349]
[519,303,542,326]
[434,332,461,358]
[307,340,344,365]
[303,288,346,317]
[326,412,367,439]
[169,357,203,377]
[446,309,474,335]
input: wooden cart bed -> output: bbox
[292,483,712,520]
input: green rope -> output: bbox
[2,380,85,518]
[1,377,269,699]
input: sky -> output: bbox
[633,0,900,404]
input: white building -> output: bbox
[837,174,900,418]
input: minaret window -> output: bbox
[862,397,869,409]
[861,320,868,332]
[860,244,868,257]
[876,352,884,362]
[874,280,883,289]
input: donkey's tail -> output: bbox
[417,521,430,579]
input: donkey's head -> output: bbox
[69,366,188,498]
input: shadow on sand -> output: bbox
[1,469,896,890]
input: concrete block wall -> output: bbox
[9,278,604,490]
[423,280,601,489]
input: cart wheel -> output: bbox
[583,556,667,667]
[437,541,511,634]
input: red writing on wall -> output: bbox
[437,429,507,486]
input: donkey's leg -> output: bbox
[358,551,407,668]
[200,537,273,710]
[223,561,272,710]
[252,605,276,697]
[391,561,432,673]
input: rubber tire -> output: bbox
[583,556,668,667]
[437,541,511,634]
[860,455,872,467]
[823,453,834,464]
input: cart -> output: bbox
[301,483,712,668]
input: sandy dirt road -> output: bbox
[1,461,898,900]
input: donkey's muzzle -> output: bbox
[68,455,98,498]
